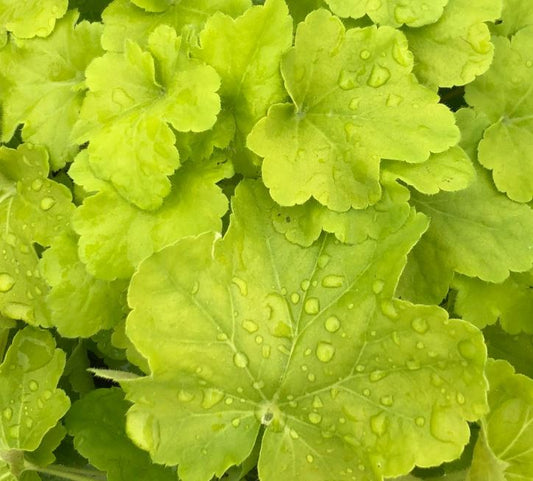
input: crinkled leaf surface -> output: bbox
[39,231,128,338]
[404,0,501,88]
[467,359,533,481]
[383,146,475,195]
[196,0,292,175]
[492,0,533,37]
[325,0,449,27]
[465,26,533,202]
[247,9,459,211]
[25,423,66,467]
[398,166,533,304]
[72,155,232,280]
[0,0,67,38]
[271,180,412,247]
[65,388,175,481]
[0,327,69,452]
[0,144,74,325]
[101,0,251,52]
[0,12,103,170]
[452,272,533,334]
[123,180,487,481]
[73,25,221,210]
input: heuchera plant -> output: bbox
[0,0,532,480]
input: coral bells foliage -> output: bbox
[0,1,533,481]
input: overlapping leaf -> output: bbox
[404,0,501,88]
[467,359,533,481]
[39,231,128,338]
[325,0,449,27]
[248,9,459,212]
[0,12,104,170]
[465,26,533,202]
[0,0,67,38]
[492,0,533,37]
[101,0,251,52]
[66,388,175,481]
[72,24,221,210]
[123,180,487,481]
[0,144,74,325]
[194,0,293,174]
[71,152,232,280]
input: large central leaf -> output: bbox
[124,181,487,481]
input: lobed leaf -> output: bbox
[0,0,67,39]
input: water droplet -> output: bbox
[430,406,454,442]
[304,298,320,315]
[526,60,533,68]
[231,418,241,427]
[322,275,344,288]
[456,392,465,405]
[232,277,248,296]
[338,69,356,90]
[415,416,425,427]
[290,292,300,304]
[255,335,263,344]
[392,40,412,67]
[301,280,310,291]
[201,388,224,409]
[363,388,371,396]
[312,396,323,409]
[370,412,387,436]
[262,345,271,359]
[386,94,403,107]
[330,388,339,399]
[31,179,43,191]
[324,316,341,333]
[391,331,401,346]
[316,341,335,363]
[216,333,228,341]
[25,418,33,428]
[43,390,52,400]
[242,320,258,333]
[177,389,194,402]
[317,254,330,269]
[349,98,360,111]
[0,273,15,293]
[416,341,425,349]
[308,412,322,424]
[278,344,290,356]
[372,280,384,294]
[355,364,365,372]
[307,373,316,382]
[271,321,292,338]
[28,380,39,391]
[2,407,13,420]
[367,65,390,88]
[360,49,371,60]
[369,370,387,382]
[380,395,393,406]
[409,318,428,335]
[381,300,398,319]
[253,381,265,390]
[225,397,234,405]
[233,352,249,368]
[289,429,299,439]
[39,197,56,211]
[8,425,18,438]
[406,359,420,370]
[458,340,477,360]
[306,454,314,463]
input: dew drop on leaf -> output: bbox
[231,418,240,427]
[312,396,323,409]
[290,292,300,304]
[406,359,421,370]
[367,65,390,88]
[338,69,356,90]
[370,411,388,436]
[369,370,387,382]
[242,320,258,333]
[8,425,18,438]
[304,298,320,315]
[2,407,12,421]
[386,94,403,107]
[39,197,56,211]
[316,341,335,363]
[232,277,248,297]
[301,279,310,291]
[321,275,344,288]
[363,388,371,396]
[349,98,360,111]
[308,373,316,382]
[25,418,34,428]
[360,49,371,60]
[415,416,426,427]
[201,388,224,409]
[324,316,341,333]
[380,300,398,319]
[372,279,384,294]
[380,395,393,406]
[28,380,39,391]
[0,273,15,292]
[306,454,314,463]
[178,390,194,402]
[262,345,271,359]
[411,317,428,334]
[458,340,477,360]
[308,412,322,424]
[456,392,465,405]
[289,429,299,439]
[255,335,263,344]
[30,179,43,191]
[233,352,249,368]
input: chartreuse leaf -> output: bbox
[404,0,501,88]
[285,0,325,23]
[71,154,232,280]
[492,0,533,37]
[465,26,533,202]
[0,144,74,325]
[101,0,251,52]
[39,230,128,338]
[195,0,293,174]
[0,11,103,170]
[65,388,175,481]
[452,272,533,334]
[73,24,221,210]
[271,179,412,247]
[467,359,533,481]
[247,10,459,212]
[24,424,66,467]
[383,146,475,195]
[123,180,487,481]
[0,327,69,476]
[325,0,449,27]
[0,0,67,38]
[399,166,533,304]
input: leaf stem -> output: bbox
[24,463,107,481]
